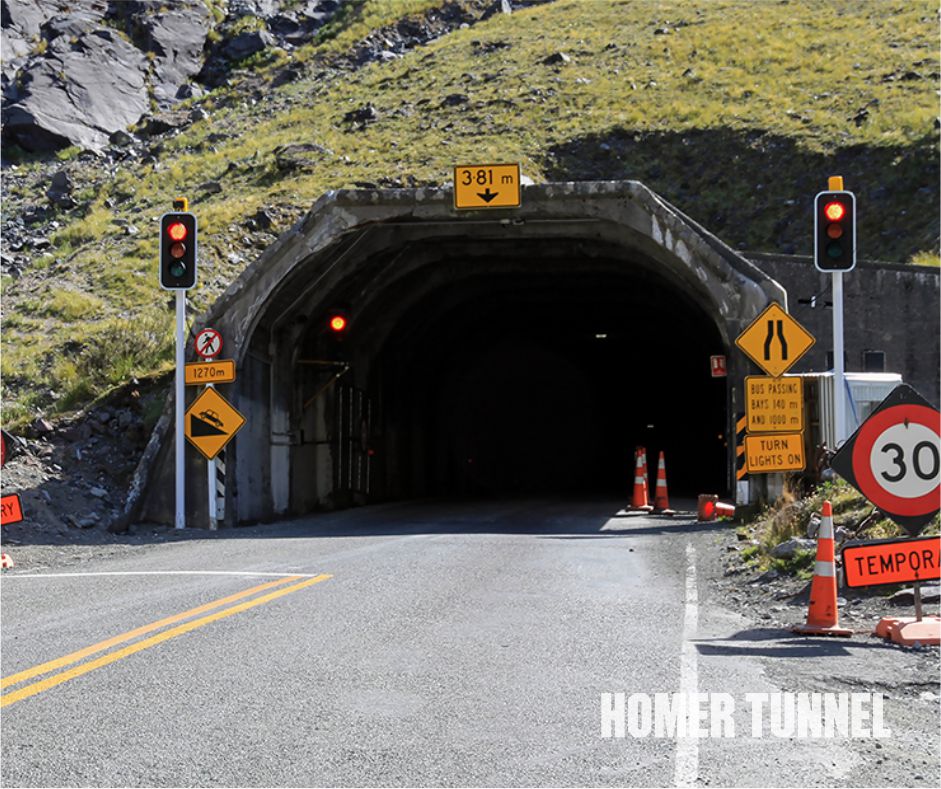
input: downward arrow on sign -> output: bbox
[477,188,499,203]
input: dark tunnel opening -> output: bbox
[365,266,730,502]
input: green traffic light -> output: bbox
[827,242,843,259]
[170,261,186,278]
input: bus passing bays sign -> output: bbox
[830,384,940,536]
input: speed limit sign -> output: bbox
[831,384,940,535]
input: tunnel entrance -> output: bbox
[137,181,788,527]
[367,268,728,501]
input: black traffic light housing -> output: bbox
[814,190,856,272]
[159,211,197,289]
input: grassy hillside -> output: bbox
[1,0,938,426]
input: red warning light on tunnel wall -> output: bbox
[328,313,348,333]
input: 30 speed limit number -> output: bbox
[868,419,939,498]
[832,385,941,535]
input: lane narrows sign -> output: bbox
[830,384,941,535]
[735,302,815,378]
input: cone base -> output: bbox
[873,616,941,646]
[627,504,654,512]
[653,508,675,516]
[792,623,853,637]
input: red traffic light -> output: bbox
[328,314,348,333]
[824,201,846,222]
[167,222,188,241]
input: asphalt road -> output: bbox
[1,499,938,787]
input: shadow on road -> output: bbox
[4,497,728,546]
[694,627,900,659]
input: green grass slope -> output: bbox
[1,0,938,425]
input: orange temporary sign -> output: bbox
[843,536,941,588]
[1,494,23,525]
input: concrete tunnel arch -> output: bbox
[136,181,786,527]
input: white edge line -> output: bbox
[674,541,699,788]
[0,571,325,580]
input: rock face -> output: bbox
[0,0,348,150]
[3,26,149,151]
[108,0,212,106]
[1,0,529,152]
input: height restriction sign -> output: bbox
[830,384,941,535]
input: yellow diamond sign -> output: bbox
[184,387,246,460]
[735,302,815,377]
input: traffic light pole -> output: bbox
[832,271,847,446]
[175,290,186,530]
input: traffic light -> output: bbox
[159,212,197,289]
[327,309,349,335]
[814,190,856,272]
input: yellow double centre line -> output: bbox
[1,573,331,708]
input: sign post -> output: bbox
[833,270,846,444]
[175,291,185,530]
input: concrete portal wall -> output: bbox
[747,254,940,405]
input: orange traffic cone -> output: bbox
[628,449,653,511]
[652,451,674,515]
[793,500,852,637]
[698,494,734,521]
